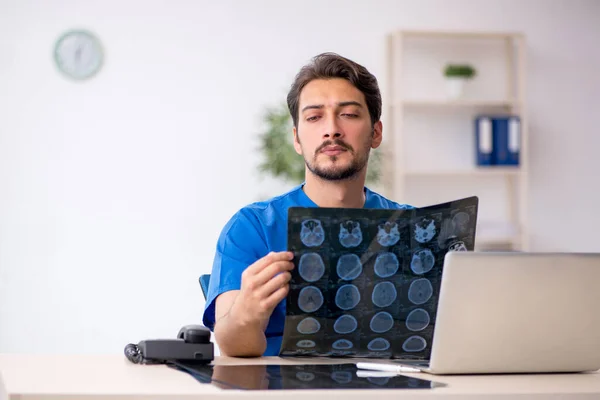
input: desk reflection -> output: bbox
[212,364,270,390]
[171,362,444,390]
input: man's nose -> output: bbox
[323,116,343,139]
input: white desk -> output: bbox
[1,354,599,399]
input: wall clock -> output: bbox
[53,29,104,80]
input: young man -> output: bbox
[202,53,412,357]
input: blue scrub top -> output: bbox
[202,183,412,355]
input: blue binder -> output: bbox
[474,116,494,166]
[493,116,521,166]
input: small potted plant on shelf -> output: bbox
[443,63,477,100]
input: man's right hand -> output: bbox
[228,251,295,329]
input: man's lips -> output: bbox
[320,146,347,156]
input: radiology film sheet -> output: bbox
[281,196,478,359]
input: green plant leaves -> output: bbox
[443,64,476,79]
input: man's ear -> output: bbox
[293,126,303,155]
[371,120,383,149]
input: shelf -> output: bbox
[386,29,529,250]
[404,167,520,177]
[398,30,524,41]
[399,99,519,108]
[475,220,519,246]
[475,221,521,249]
[476,234,520,249]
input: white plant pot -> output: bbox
[445,77,466,100]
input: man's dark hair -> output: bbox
[286,52,382,128]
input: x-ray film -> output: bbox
[281,196,478,359]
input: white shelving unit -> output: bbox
[382,30,529,251]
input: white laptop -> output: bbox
[396,251,600,375]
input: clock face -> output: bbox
[54,29,103,80]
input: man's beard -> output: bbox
[304,139,370,181]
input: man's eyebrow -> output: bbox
[301,104,324,112]
[338,101,363,108]
[301,101,363,113]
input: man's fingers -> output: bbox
[262,284,290,310]
[254,260,294,286]
[245,251,294,275]
[257,271,292,299]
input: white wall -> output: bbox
[0,0,598,353]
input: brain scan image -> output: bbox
[408,278,433,305]
[332,339,354,350]
[402,335,427,352]
[414,218,436,243]
[296,339,316,348]
[331,371,353,384]
[296,372,315,381]
[405,308,430,331]
[339,220,363,248]
[336,253,363,280]
[367,338,391,351]
[335,284,361,310]
[298,252,325,282]
[300,219,325,247]
[371,281,397,308]
[376,221,400,247]
[333,314,358,334]
[298,286,324,313]
[283,196,478,358]
[296,317,321,334]
[367,376,390,386]
[448,240,467,251]
[370,311,394,333]
[374,252,399,278]
[410,249,435,274]
[452,211,471,234]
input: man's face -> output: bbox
[293,78,382,181]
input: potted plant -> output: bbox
[443,63,477,100]
[257,103,382,185]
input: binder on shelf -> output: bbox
[493,116,521,166]
[474,116,494,166]
[473,114,521,167]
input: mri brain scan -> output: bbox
[298,286,324,313]
[300,219,326,247]
[410,249,435,274]
[408,278,433,305]
[339,220,363,248]
[405,308,430,331]
[335,284,361,310]
[371,281,397,308]
[333,314,358,334]
[414,218,436,243]
[376,221,400,247]
[296,317,321,335]
[370,311,394,333]
[368,338,391,351]
[374,252,400,278]
[284,196,478,358]
[336,253,363,280]
[402,336,427,352]
[299,252,325,282]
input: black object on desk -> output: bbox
[124,325,214,365]
[170,362,446,390]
